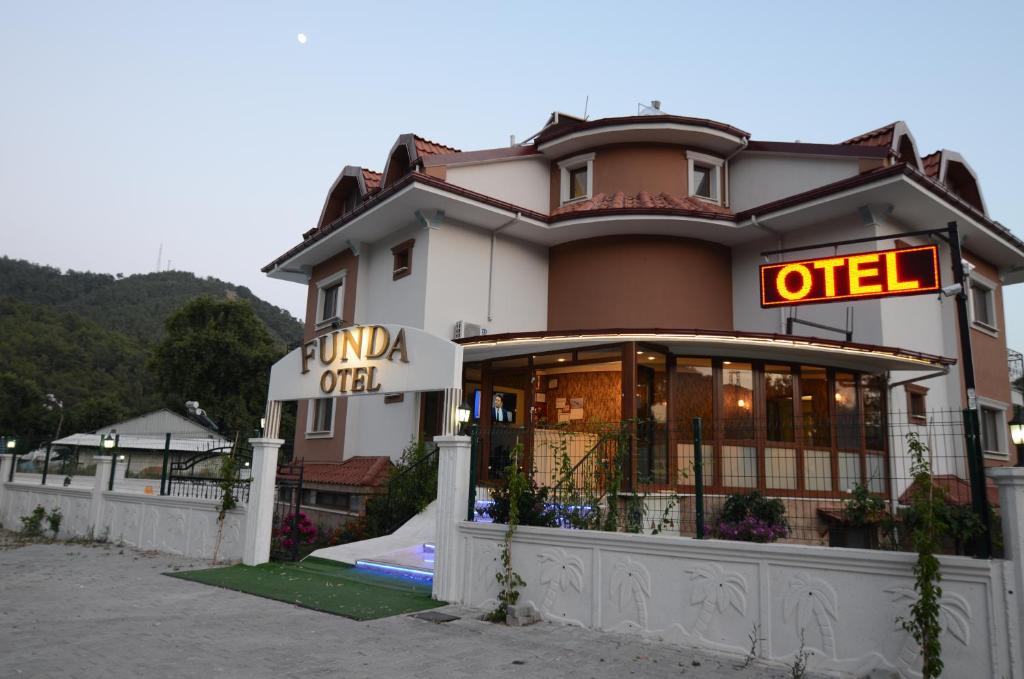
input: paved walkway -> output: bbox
[0,535,825,679]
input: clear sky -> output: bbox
[1,1,1021,348]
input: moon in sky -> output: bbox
[297,33,308,45]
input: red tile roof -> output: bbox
[898,474,1000,507]
[362,168,382,192]
[297,456,393,487]
[550,191,734,218]
[414,135,461,157]
[921,151,942,179]
[841,122,897,148]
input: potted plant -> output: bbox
[831,483,887,549]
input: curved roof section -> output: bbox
[550,191,733,222]
[842,121,923,171]
[456,327,954,373]
[311,165,383,233]
[536,114,749,157]
[920,150,986,215]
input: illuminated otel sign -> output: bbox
[300,325,409,395]
[760,245,940,308]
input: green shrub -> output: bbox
[20,506,46,538]
[486,462,558,528]
[362,440,436,537]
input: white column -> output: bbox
[0,454,14,524]
[432,434,472,603]
[242,437,283,566]
[989,467,1024,633]
[91,455,113,537]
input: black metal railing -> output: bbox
[165,445,253,503]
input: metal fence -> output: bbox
[470,409,994,555]
[4,433,252,503]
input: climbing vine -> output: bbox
[898,432,944,678]
[488,443,527,623]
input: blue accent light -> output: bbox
[354,559,434,582]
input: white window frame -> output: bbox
[976,396,1008,459]
[558,152,594,205]
[968,272,998,335]
[315,270,347,328]
[306,397,335,438]
[686,150,724,204]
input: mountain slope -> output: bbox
[0,257,302,346]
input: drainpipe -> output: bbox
[488,212,521,323]
[723,137,748,208]
[751,214,786,334]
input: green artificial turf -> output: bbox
[167,557,442,620]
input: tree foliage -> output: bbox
[150,296,284,437]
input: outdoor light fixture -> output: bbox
[1009,406,1024,467]
[102,435,115,450]
[456,401,472,424]
[5,438,15,450]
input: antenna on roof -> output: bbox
[638,100,663,116]
[583,95,589,120]
[156,243,163,272]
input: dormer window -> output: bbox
[391,239,414,281]
[558,153,594,204]
[686,151,723,204]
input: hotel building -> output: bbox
[263,107,1024,530]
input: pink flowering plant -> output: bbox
[709,491,789,543]
[278,512,318,551]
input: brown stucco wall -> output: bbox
[549,144,706,211]
[547,236,734,331]
[964,251,1012,407]
[294,248,360,463]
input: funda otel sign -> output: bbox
[760,245,940,307]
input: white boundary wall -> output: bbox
[432,439,1024,678]
[0,444,286,564]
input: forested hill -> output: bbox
[0,257,302,346]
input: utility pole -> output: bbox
[947,221,992,558]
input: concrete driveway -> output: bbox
[0,534,825,679]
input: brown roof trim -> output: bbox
[745,141,890,158]
[262,172,548,273]
[736,163,1024,253]
[537,114,751,145]
[548,204,733,224]
[421,145,541,167]
[456,327,955,366]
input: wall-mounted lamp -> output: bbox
[1009,406,1024,467]
[101,434,115,450]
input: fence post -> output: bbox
[693,417,705,539]
[988,467,1024,627]
[0,453,14,521]
[433,434,472,603]
[92,455,113,538]
[242,437,284,566]
[159,433,171,496]
[466,425,479,522]
[41,442,52,486]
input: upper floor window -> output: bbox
[391,239,414,280]
[316,270,346,325]
[307,397,334,437]
[686,150,723,204]
[978,399,1007,458]
[969,273,997,332]
[558,153,594,204]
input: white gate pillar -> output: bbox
[0,454,14,521]
[243,437,284,566]
[989,467,1024,632]
[432,434,472,603]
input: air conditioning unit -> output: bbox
[453,321,488,339]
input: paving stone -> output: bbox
[0,532,831,678]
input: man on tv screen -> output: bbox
[491,393,514,424]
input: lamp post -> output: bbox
[1009,406,1024,468]
[3,436,16,483]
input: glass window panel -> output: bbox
[676,443,713,487]
[862,374,885,451]
[800,366,831,447]
[693,166,711,198]
[972,284,992,325]
[320,284,340,321]
[835,372,861,450]
[866,455,885,493]
[980,407,1001,452]
[804,449,833,491]
[721,445,756,488]
[765,447,797,489]
[673,358,713,441]
[569,166,588,199]
[838,452,860,491]
[765,364,794,442]
[722,362,754,439]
